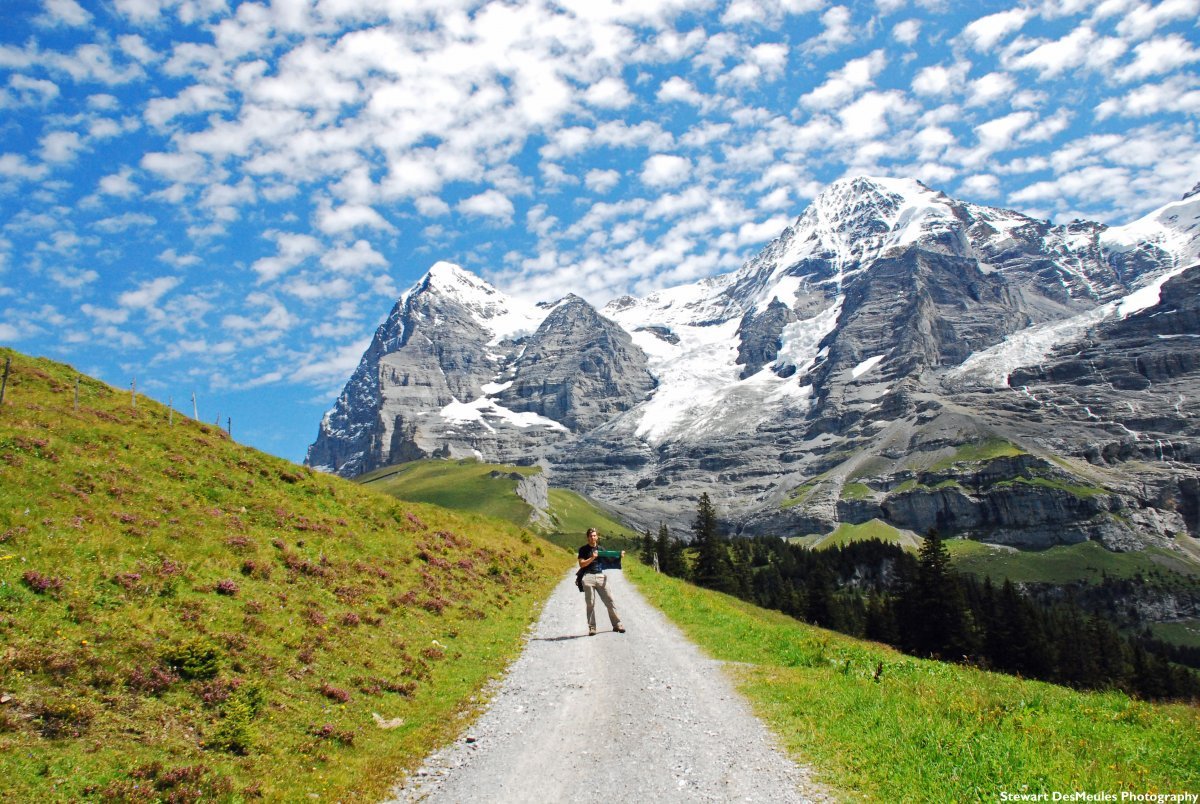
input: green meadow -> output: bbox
[627,560,1200,801]
[0,348,565,801]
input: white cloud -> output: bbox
[141,150,205,183]
[1115,0,1200,40]
[961,8,1030,52]
[315,201,394,235]
[98,168,139,197]
[838,91,916,140]
[415,196,450,217]
[94,212,156,232]
[458,190,515,221]
[49,267,99,289]
[40,130,85,163]
[320,239,387,274]
[974,111,1035,153]
[5,75,60,107]
[640,154,692,188]
[585,76,634,109]
[0,154,50,181]
[966,72,1017,106]
[36,0,92,27]
[912,61,970,96]
[892,19,921,45]
[252,231,322,281]
[804,50,888,108]
[1095,75,1200,119]
[119,276,181,310]
[1006,26,1127,79]
[585,169,621,193]
[657,76,706,106]
[806,6,855,54]
[960,173,1000,197]
[1115,34,1200,82]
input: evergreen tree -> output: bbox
[656,522,686,578]
[900,528,976,660]
[692,493,735,594]
[640,528,657,568]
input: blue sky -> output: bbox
[1,0,1198,464]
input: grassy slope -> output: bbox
[359,458,643,554]
[357,459,538,525]
[946,538,1200,585]
[791,519,922,551]
[0,349,565,802]
[625,561,1200,801]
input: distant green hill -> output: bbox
[0,348,563,802]
[358,458,643,554]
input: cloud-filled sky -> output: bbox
[2,0,1198,463]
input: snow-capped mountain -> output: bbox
[307,176,1200,551]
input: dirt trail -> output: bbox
[386,569,830,803]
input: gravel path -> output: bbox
[386,569,830,803]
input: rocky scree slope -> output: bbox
[308,177,1200,557]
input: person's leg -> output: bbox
[582,575,598,634]
[594,576,622,630]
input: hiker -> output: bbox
[577,527,625,636]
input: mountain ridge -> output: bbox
[306,175,1200,559]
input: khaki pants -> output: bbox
[582,573,621,632]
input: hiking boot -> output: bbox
[588,629,596,636]
[614,625,625,633]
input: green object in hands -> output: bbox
[595,549,622,570]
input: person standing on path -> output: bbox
[578,527,625,636]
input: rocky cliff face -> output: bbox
[307,177,1200,563]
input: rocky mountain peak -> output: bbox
[309,176,1200,560]
[1183,181,1200,201]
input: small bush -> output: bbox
[22,570,64,595]
[32,698,94,739]
[204,684,264,755]
[214,579,239,596]
[162,638,221,681]
[318,683,351,704]
[127,665,179,695]
[310,723,354,745]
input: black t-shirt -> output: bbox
[578,544,602,574]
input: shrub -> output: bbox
[310,723,354,746]
[204,684,264,755]
[22,570,64,595]
[214,579,239,596]
[318,683,350,704]
[162,638,221,681]
[32,698,94,739]
[127,665,179,695]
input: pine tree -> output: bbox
[656,522,686,578]
[692,493,735,594]
[900,528,976,660]
[640,528,657,567]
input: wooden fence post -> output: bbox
[0,357,10,407]
[131,377,137,409]
[227,416,232,438]
[192,392,197,420]
[168,395,173,426]
[74,377,79,412]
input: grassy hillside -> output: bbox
[626,561,1200,801]
[0,348,564,801]
[945,537,1200,584]
[360,458,643,554]
[358,459,540,525]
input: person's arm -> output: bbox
[578,549,597,570]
